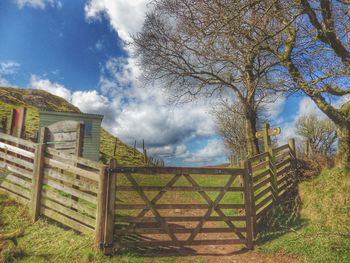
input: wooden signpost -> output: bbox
[255,123,281,153]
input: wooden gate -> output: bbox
[100,166,254,253]
[46,120,84,156]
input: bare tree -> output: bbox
[213,100,248,162]
[264,0,350,167]
[296,114,337,156]
[133,0,284,157]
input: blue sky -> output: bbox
[0,0,325,166]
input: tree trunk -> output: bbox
[335,123,350,168]
[244,109,260,158]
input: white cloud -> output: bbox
[263,95,286,120]
[183,139,228,164]
[0,61,20,86]
[30,75,71,101]
[85,0,148,44]
[15,0,62,9]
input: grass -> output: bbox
[257,168,350,262]
[0,192,207,263]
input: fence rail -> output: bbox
[0,131,297,254]
[0,130,105,238]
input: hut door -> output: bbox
[46,120,84,157]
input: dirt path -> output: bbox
[130,245,296,263]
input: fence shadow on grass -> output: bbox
[255,166,306,246]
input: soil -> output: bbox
[124,244,296,263]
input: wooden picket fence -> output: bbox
[0,130,297,254]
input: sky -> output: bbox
[0,0,328,166]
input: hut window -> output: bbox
[84,121,92,137]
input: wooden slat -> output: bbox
[0,132,36,149]
[113,167,244,175]
[278,179,294,193]
[255,194,274,211]
[42,189,96,218]
[41,198,96,228]
[276,163,291,177]
[251,160,269,172]
[41,207,94,234]
[0,152,34,170]
[0,162,32,179]
[43,168,98,193]
[0,142,35,158]
[49,132,77,142]
[0,181,31,199]
[2,174,31,189]
[253,177,271,192]
[275,158,291,170]
[53,141,76,150]
[115,215,247,222]
[249,152,268,163]
[114,239,246,248]
[256,201,274,219]
[116,227,247,235]
[44,158,99,182]
[254,186,272,202]
[43,177,97,204]
[277,173,294,186]
[0,187,29,205]
[46,147,103,170]
[273,144,289,154]
[116,186,244,192]
[115,204,245,209]
[253,169,271,183]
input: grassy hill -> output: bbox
[258,168,350,262]
[0,86,146,166]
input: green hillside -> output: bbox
[0,86,145,165]
[259,168,350,262]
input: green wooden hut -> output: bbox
[39,111,103,161]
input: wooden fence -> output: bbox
[0,129,106,241]
[0,130,297,254]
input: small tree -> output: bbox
[213,100,248,162]
[296,114,337,156]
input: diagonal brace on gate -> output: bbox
[123,173,179,243]
[125,173,181,230]
[185,174,242,242]
[183,174,246,240]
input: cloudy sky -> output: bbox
[0,0,326,166]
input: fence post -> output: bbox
[95,165,109,249]
[264,123,278,202]
[288,138,296,158]
[103,158,117,254]
[31,127,48,222]
[243,159,255,249]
